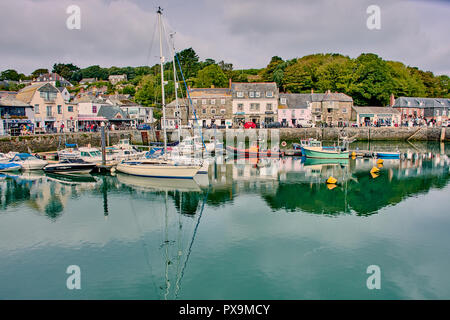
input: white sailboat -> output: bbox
[116,7,200,179]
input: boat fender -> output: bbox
[326,176,337,184]
[376,159,384,164]
[281,141,287,147]
[370,166,380,174]
[351,151,356,157]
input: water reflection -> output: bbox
[0,144,449,219]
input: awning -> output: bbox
[78,116,107,121]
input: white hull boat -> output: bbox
[9,153,48,170]
[116,160,200,179]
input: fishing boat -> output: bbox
[43,158,97,174]
[8,153,48,170]
[0,163,22,172]
[375,152,400,159]
[116,8,200,179]
[302,140,349,159]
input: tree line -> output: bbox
[1,48,448,107]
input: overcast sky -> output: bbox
[0,0,449,76]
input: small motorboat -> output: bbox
[9,153,48,170]
[0,163,22,172]
[116,159,200,179]
[302,140,349,159]
[375,152,400,159]
[43,158,97,174]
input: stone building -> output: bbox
[165,98,190,129]
[351,106,401,127]
[190,87,233,128]
[392,96,450,126]
[231,82,279,127]
[309,91,353,126]
[108,74,127,85]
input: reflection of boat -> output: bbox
[302,141,349,159]
[116,173,202,192]
[303,157,349,166]
[376,152,400,159]
[45,172,97,184]
[226,146,283,158]
[43,159,97,174]
[116,160,200,179]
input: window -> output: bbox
[237,92,244,98]
[46,106,52,117]
[92,105,97,113]
[220,109,226,114]
[57,105,62,114]
[34,104,40,113]
[237,103,243,111]
[202,109,207,114]
[249,92,254,98]
[280,98,287,105]
[342,108,347,113]
[300,109,305,114]
[255,92,260,98]
[211,109,216,114]
[210,99,216,105]
[266,103,272,111]
[250,103,260,111]
[202,99,206,105]
[266,91,273,98]
[221,99,226,105]
[68,106,74,112]
[193,99,197,104]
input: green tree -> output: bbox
[177,48,200,79]
[52,63,80,81]
[31,68,49,78]
[195,64,228,88]
[0,69,20,81]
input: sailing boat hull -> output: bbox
[116,162,200,179]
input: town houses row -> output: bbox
[164,81,450,129]
[1,73,449,135]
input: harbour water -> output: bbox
[1,142,449,299]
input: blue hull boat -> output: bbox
[0,163,22,172]
[376,152,400,159]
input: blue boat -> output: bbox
[376,152,400,159]
[0,163,22,172]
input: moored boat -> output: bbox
[43,158,97,174]
[0,163,22,172]
[116,159,200,179]
[302,141,349,159]
[9,153,48,170]
[375,152,400,159]
[226,146,283,158]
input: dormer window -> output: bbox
[280,98,287,105]
[237,92,244,98]
[255,92,260,98]
[249,92,255,98]
[266,91,273,98]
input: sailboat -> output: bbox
[116,7,200,179]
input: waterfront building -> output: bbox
[16,83,77,132]
[75,95,109,130]
[190,87,233,128]
[107,95,154,126]
[0,95,34,135]
[231,82,279,127]
[351,106,401,127]
[108,74,127,85]
[57,87,71,102]
[97,105,133,129]
[278,93,313,127]
[79,78,97,85]
[309,90,353,126]
[392,96,450,126]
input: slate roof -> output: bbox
[74,95,107,104]
[352,106,400,115]
[279,93,310,109]
[189,88,231,95]
[166,98,189,107]
[231,82,278,95]
[393,97,450,108]
[97,105,130,120]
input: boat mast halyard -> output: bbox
[170,33,182,146]
[157,7,167,155]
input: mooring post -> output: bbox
[101,122,106,166]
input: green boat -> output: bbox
[302,140,350,159]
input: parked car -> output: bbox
[244,122,256,129]
[137,124,151,130]
[266,122,281,128]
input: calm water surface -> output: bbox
[1,142,449,299]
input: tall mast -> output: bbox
[170,33,181,144]
[157,7,167,154]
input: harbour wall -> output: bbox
[0,127,448,153]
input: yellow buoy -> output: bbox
[327,183,337,190]
[351,151,356,157]
[370,171,379,179]
[376,159,384,164]
[326,176,337,184]
[370,166,380,174]
[377,163,383,168]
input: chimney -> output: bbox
[311,88,314,94]
[211,85,215,88]
[390,93,395,106]
[229,78,232,89]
